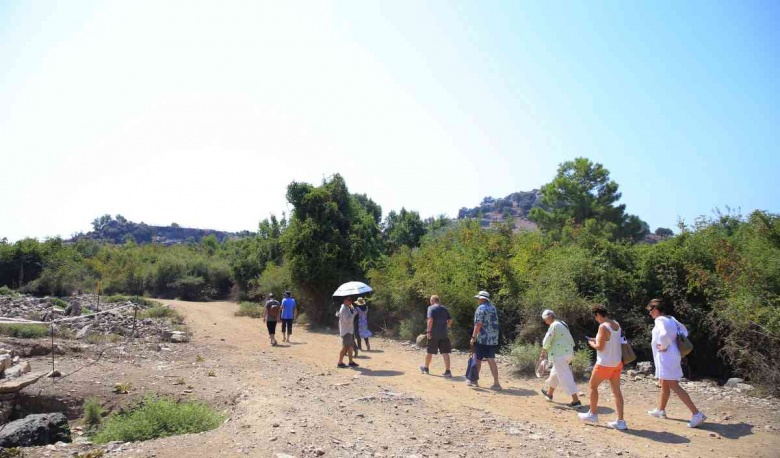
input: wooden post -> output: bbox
[132,305,138,339]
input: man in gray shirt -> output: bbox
[420,295,452,377]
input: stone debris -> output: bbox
[0,293,184,342]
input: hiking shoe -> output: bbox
[688,411,707,428]
[566,400,583,409]
[608,420,628,430]
[466,380,478,387]
[540,388,553,402]
[578,411,599,423]
[442,370,452,378]
[647,408,667,419]
[348,361,360,367]
[419,366,429,375]
[337,363,348,368]
[490,384,503,391]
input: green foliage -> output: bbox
[529,157,648,242]
[0,286,17,297]
[51,297,69,308]
[92,396,223,443]
[235,302,264,318]
[102,295,161,307]
[0,323,48,338]
[141,307,184,324]
[83,397,104,428]
[571,347,594,380]
[384,208,425,253]
[507,342,542,375]
[282,174,383,323]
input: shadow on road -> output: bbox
[623,429,691,444]
[355,368,405,377]
[698,422,754,440]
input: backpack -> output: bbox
[267,301,281,320]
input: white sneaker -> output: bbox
[578,411,599,423]
[688,411,706,428]
[647,408,667,419]
[608,419,628,430]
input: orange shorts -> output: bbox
[593,363,623,379]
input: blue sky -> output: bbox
[1,1,778,241]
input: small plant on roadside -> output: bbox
[51,297,69,308]
[506,341,542,375]
[571,346,594,380]
[142,307,184,324]
[92,396,224,444]
[195,355,205,363]
[76,450,105,458]
[83,397,104,429]
[0,447,24,458]
[113,382,132,394]
[173,377,186,385]
[0,323,48,339]
[234,302,264,318]
[207,370,216,377]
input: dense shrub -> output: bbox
[141,307,184,324]
[0,323,48,338]
[235,302,264,319]
[93,396,223,443]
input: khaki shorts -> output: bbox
[341,333,354,348]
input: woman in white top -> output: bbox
[646,299,706,428]
[578,304,626,430]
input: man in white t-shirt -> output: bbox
[336,297,359,369]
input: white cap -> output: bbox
[474,290,490,300]
[542,309,555,319]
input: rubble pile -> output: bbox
[0,294,188,342]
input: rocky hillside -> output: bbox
[70,219,253,246]
[457,189,543,231]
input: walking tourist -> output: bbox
[419,295,452,377]
[354,297,372,351]
[468,290,501,389]
[577,305,627,430]
[280,291,297,343]
[263,293,281,346]
[336,296,359,368]
[646,299,706,428]
[539,309,581,408]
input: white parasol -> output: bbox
[332,281,373,297]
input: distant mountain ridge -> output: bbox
[71,218,253,245]
[457,189,543,231]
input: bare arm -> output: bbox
[589,324,607,351]
[427,317,433,336]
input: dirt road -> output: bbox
[27,299,773,458]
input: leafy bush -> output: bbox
[92,396,223,443]
[507,342,542,375]
[235,302,264,319]
[83,397,104,428]
[141,307,184,324]
[51,298,69,308]
[399,315,425,342]
[571,346,594,380]
[0,323,48,338]
[0,286,17,297]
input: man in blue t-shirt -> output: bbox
[280,291,298,343]
[469,290,502,389]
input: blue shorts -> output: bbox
[474,343,497,360]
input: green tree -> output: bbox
[281,174,383,323]
[529,157,648,242]
[92,214,113,231]
[384,208,425,252]
[655,227,674,237]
